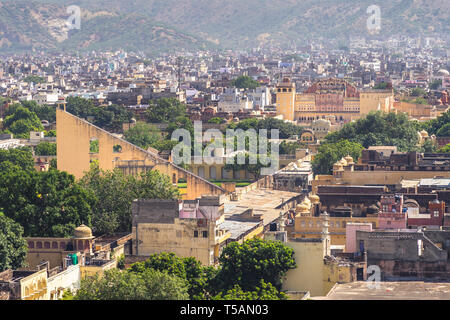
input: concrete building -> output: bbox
[131,195,264,265]
[314,150,450,189]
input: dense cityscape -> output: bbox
[0,0,450,306]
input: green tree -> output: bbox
[20,101,56,123]
[420,139,437,153]
[229,118,303,139]
[208,117,225,124]
[215,238,296,292]
[124,122,161,150]
[34,142,56,156]
[427,110,450,136]
[312,140,364,175]
[45,130,56,137]
[129,252,215,299]
[66,96,96,119]
[0,213,28,272]
[437,144,450,153]
[145,98,187,124]
[411,88,426,97]
[0,147,35,171]
[324,111,419,151]
[212,280,287,300]
[23,75,45,84]
[436,123,450,137]
[2,106,44,138]
[232,76,260,90]
[0,162,94,237]
[74,268,189,300]
[429,79,442,90]
[80,165,179,235]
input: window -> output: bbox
[194,231,198,238]
[28,241,34,249]
[113,144,122,153]
[89,138,99,153]
[202,231,208,238]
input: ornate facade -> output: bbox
[276,78,394,123]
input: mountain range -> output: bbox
[0,0,448,54]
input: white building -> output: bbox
[247,86,271,110]
[218,88,253,113]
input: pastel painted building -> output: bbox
[378,194,407,230]
[345,222,373,253]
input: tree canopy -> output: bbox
[232,76,260,90]
[228,117,304,139]
[123,122,161,150]
[214,238,296,292]
[34,142,57,156]
[145,98,187,124]
[312,140,364,175]
[0,213,28,272]
[324,111,419,151]
[73,268,189,300]
[80,164,179,235]
[66,97,132,132]
[2,106,44,138]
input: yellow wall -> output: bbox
[56,107,227,200]
[282,240,326,296]
[133,218,225,265]
[80,260,117,279]
[20,269,49,300]
[276,87,296,121]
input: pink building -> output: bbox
[378,194,407,229]
[345,222,373,253]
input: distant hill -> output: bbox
[1,0,449,53]
[0,0,216,54]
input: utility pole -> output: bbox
[177,56,182,91]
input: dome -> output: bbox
[296,204,310,213]
[309,195,320,203]
[73,224,94,239]
[339,158,348,166]
[437,69,449,76]
[420,130,429,138]
[344,155,354,164]
[403,200,418,209]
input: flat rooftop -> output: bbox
[218,220,261,241]
[224,188,301,227]
[315,281,450,300]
